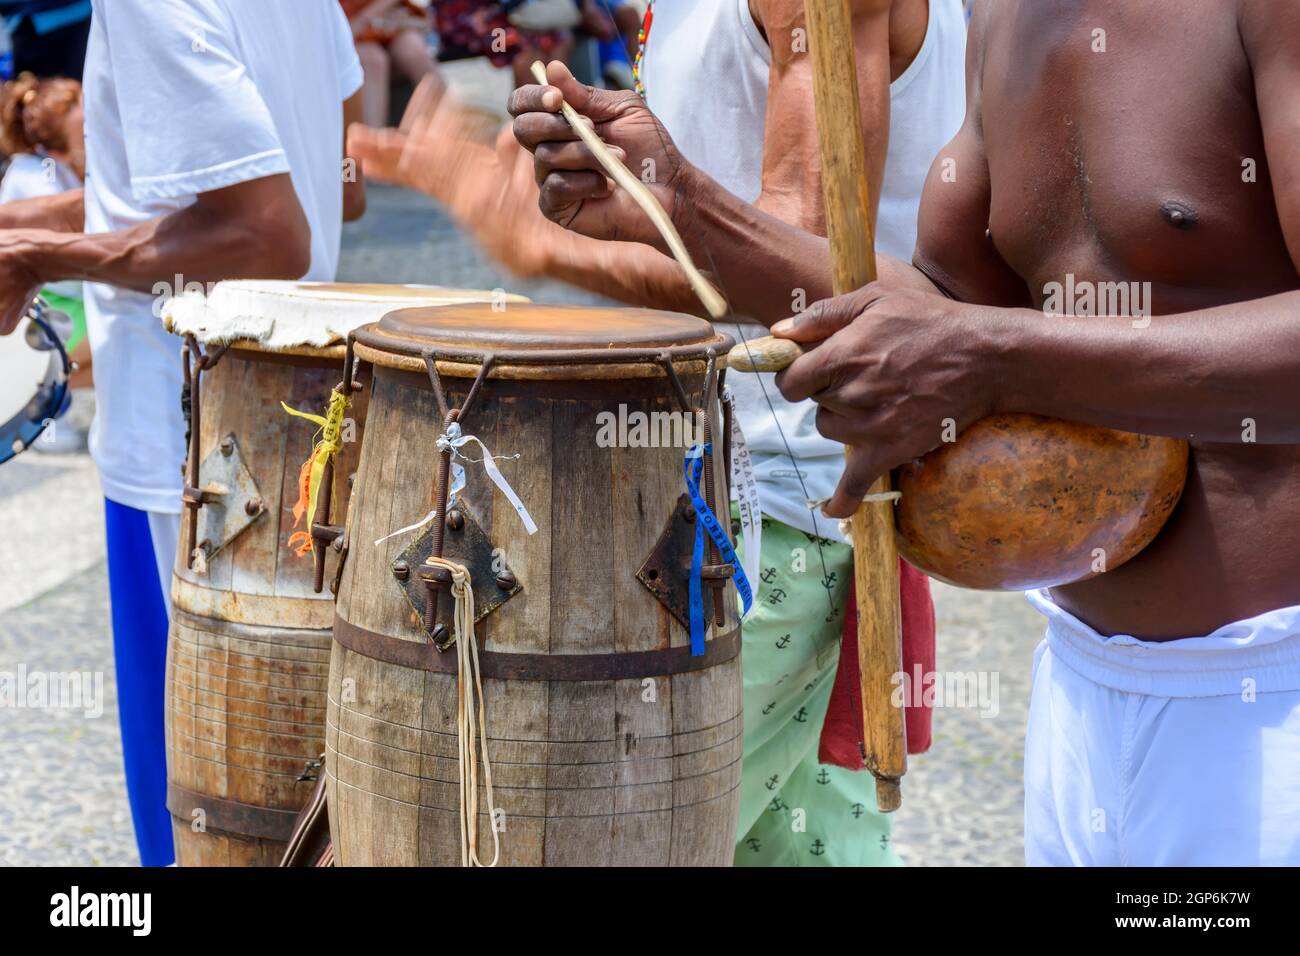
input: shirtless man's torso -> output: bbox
[916,0,1300,639]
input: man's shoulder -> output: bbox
[1239,0,1300,38]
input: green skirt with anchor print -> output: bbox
[732,511,902,867]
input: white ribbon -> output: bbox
[438,423,538,536]
[723,387,763,589]
[830,493,904,543]
[808,490,902,511]
[374,507,439,547]
[374,423,535,546]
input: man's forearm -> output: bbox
[0,190,85,233]
[1,194,304,295]
[996,292,1300,443]
[677,164,940,323]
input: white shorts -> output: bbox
[1024,589,1300,866]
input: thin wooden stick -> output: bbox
[529,61,728,320]
[727,336,803,373]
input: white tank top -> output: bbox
[642,0,966,536]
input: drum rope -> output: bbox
[424,556,501,868]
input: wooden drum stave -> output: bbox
[161,281,524,865]
[328,303,744,866]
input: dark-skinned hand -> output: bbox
[773,283,1001,518]
[508,60,693,247]
[0,239,42,335]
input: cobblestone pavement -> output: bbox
[0,185,1037,866]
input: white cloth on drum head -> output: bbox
[161,280,528,351]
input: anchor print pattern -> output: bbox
[730,508,900,868]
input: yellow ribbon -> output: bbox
[282,388,350,557]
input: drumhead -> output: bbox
[356,303,732,375]
[161,280,530,352]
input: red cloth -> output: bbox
[818,559,935,769]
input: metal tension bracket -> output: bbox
[391,350,520,649]
[306,334,367,595]
[636,350,734,629]
[181,336,270,572]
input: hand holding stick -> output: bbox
[527,61,728,321]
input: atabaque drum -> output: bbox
[328,303,744,866]
[160,281,525,865]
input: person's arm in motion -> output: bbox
[343,89,368,222]
[0,173,310,333]
[358,0,897,319]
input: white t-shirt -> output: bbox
[0,152,81,204]
[643,0,967,537]
[0,152,84,299]
[82,0,363,514]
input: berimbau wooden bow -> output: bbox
[726,0,909,812]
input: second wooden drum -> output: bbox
[160,281,523,865]
[329,303,743,866]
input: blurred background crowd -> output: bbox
[0,0,648,455]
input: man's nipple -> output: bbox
[1161,200,1199,230]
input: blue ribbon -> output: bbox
[684,444,754,656]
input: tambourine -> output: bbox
[0,297,72,465]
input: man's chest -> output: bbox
[977,0,1289,305]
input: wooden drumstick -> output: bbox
[528,61,728,321]
[731,1,908,812]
